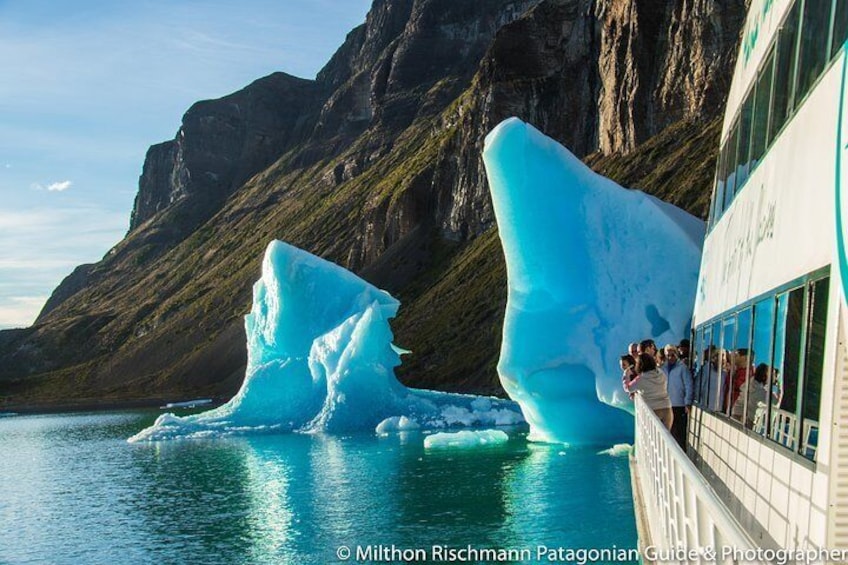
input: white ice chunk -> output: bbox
[375,416,420,434]
[423,429,509,449]
[483,118,704,445]
[598,444,633,457]
[130,241,523,442]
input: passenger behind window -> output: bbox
[696,348,726,412]
[733,363,769,429]
[729,348,753,419]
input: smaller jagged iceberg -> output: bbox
[130,241,522,442]
[483,118,704,446]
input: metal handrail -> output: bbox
[633,394,762,563]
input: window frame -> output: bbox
[708,0,845,232]
[692,266,830,470]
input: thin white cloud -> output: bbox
[0,204,128,327]
[47,180,71,192]
[0,296,48,329]
[29,180,74,192]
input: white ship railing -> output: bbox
[632,394,763,564]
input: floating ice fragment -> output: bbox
[376,416,420,434]
[423,429,509,449]
[598,444,633,457]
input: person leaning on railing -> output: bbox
[623,353,673,430]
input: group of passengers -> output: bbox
[620,339,693,450]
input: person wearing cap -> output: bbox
[663,343,693,451]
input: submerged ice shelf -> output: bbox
[484,118,704,445]
[130,241,523,442]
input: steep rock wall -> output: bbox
[0,0,748,407]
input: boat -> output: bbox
[160,398,214,410]
[630,0,848,559]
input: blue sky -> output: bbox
[0,0,371,328]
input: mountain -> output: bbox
[0,0,746,409]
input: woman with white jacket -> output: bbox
[625,353,673,430]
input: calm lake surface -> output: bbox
[0,411,637,564]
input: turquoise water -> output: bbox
[0,411,637,564]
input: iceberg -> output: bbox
[130,240,523,442]
[423,429,509,450]
[483,118,704,445]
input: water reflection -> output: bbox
[0,413,637,565]
[390,431,522,548]
[504,443,637,550]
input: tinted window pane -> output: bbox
[724,124,740,210]
[750,298,776,434]
[689,328,704,374]
[795,0,833,106]
[770,1,801,141]
[737,95,754,188]
[783,288,804,414]
[731,308,753,423]
[833,0,848,59]
[801,277,830,461]
[721,316,737,415]
[697,324,722,411]
[769,288,804,449]
[753,49,775,158]
[770,293,789,445]
[713,146,726,225]
[692,326,703,402]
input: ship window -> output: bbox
[713,146,727,224]
[750,297,776,435]
[737,95,754,190]
[769,287,805,449]
[693,271,831,460]
[730,308,753,424]
[795,0,833,106]
[720,316,737,415]
[751,48,775,162]
[770,1,801,142]
[708,180,717,228]
[724,122,740,210]
[833,0,848,59]
[696,323,722,411]
[801,277,830,461]
[693,326,704,402]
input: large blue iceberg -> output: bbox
[483,118,704,445]
[130,241,522,442]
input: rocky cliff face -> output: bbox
[129,72,325,233]
[597,0,745,153]
[0,0,747,408]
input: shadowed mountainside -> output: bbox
[0,0,746,408]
